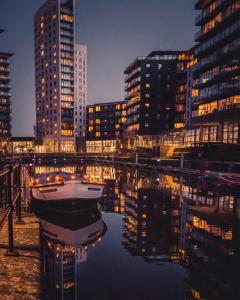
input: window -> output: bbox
[88,107,93,113]
[146,64,151,68]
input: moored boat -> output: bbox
[30,172,105,210]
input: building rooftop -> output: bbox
[88,100,127,107]
[124,50,186,74]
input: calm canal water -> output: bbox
[32,163,240,300]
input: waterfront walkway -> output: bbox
[0,212,40,300]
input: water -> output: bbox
[32,163,240,300]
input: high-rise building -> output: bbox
[34,0,76,152]
[124,51,191,149]
[0,29,12,152]
[74,44,87,139]
[86,101,127,153]
[192,0,240,144]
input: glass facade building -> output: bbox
[192,0,240,144]
[34,0,76,152]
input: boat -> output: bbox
[30,172,105,210]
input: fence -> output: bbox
[0,164,23,256]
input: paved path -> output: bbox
[0,213,40,300]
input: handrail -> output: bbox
[0,164,23,256]
[0,190,21,232]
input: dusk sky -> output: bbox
[0,0,196,136]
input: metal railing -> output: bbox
[0,163,23,256]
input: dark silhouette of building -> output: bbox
[0,29,12,152]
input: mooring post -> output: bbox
[5,166,19,257]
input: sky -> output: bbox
[0,0,196,136]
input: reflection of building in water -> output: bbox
[84,165,126,214]
[121,169,240,299]
[122,171,183,263]
[84,165,116,181]
[38,207,106,300]
[186,194,240,300]
[35,165,77,175]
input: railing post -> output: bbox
[16,165,24,224]
[5,166,19,257]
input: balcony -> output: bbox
[193,68,240,89]
[192,104,240,125]
[195,0,232,25]
[195,44,240,75]
[195,8,240,43]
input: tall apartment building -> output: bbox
[86,101,127,153]
[34,0,76,152]
[74,44,87,139]
[192,0,240,144]
[124,51,191,149]
[0,29,12,152]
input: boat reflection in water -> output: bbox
[34,205,107,300]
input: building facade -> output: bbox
[192,0,240,144]
[0,29,12,152]
[34,0,76,152]
[124,51,191,150]
[74,44,87,139]
[86,101,127,153]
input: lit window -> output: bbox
[146,84,150,88]
[88,107,94,113]
[95,106,101,112]
[145,103,150,108]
